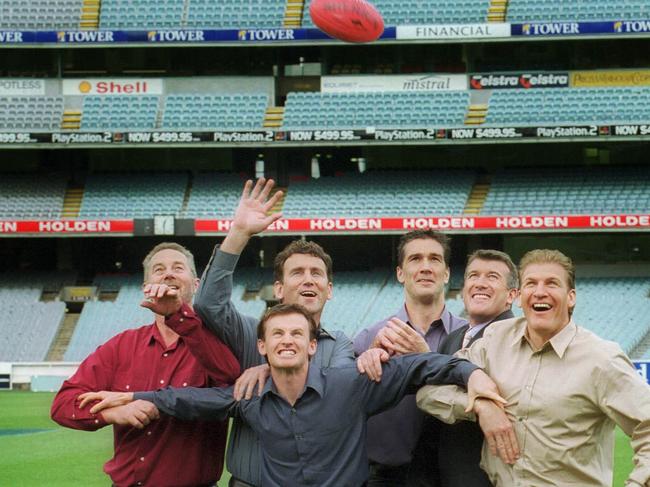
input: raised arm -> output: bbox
[193,178,282,367]
[141,283,240,385]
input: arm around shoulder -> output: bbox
[134,385,237,422]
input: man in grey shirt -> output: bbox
[193,178,355,486]
[83,304,504,487]
[354,230,465,486]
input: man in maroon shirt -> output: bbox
[51,242,240,487]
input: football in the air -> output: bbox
[309,0,385,43]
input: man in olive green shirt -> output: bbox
[417,249,650,487]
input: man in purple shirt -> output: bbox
[354,230,466,486]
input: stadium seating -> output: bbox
[0,273,75,362]
[80,95,159,131]
[282,91,469,129]
[78,172,188,218]
[485,88,650,126]
[281,170,476,217]
[302,0,490,27]
[482,165,650,215]
[99,0,184,29]
[100,0,285,29]
[573,277,650,354]
[507,0,650,21]
[161,94,268,131]
[0,174,66,220]
[187,0,285,28]
[0,0,83,29]
[0,96,64,132]
[0,173,67,219]
[183,172,246,218]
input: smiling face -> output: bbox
[146,248,198,303]
[463,258,518,325]
[257,312,317,372]
[519,262,576,346]
[397,238,449,304]
[273,253,332,323]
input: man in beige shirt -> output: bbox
[417,249,650,487]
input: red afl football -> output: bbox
[309,0,385,43]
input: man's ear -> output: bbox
[257,338,267,358]
[308,339,317,358]
[396,266,405,284]
[506,288,519,307]
[273,280,284,301]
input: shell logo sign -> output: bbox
[62,78,163,95]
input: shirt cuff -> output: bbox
[133,391,156,402]
[165,303,199,334]
[458,360,480,386]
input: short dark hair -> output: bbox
[397,230,451,267]
[257,303,318,341]
[273,240,333,282]
[466,249,519,289]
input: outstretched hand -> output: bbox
[357,348,391,382]
[232,178,283,237]
[474,398,520,464]
[370,318,430,355]
[78,390,134,414]
[140,283,183,316]
[101,401,160,429]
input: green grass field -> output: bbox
[0,391,634,486]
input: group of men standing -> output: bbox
[51,178,650,487]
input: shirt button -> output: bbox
[160,380,165,384]
[179,318,184,322]
[295,434,303,440]
[147,431,152,436]
[126,385,130,390]
[137,483,143,486]
[140,457,145,462]
[182,382,188,387]
[291,408,296,414]
[183,311,188,316]
[94,419,99,424]
[163,353,168,357]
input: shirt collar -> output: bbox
[512,318,577,358]
[398,303,454,335]
[147,322,181,351]
[545,320,577,358]
[317,327,334,340]
[260,363,325,400]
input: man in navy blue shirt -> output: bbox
[81,304,504,487]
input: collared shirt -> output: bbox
[51,304,240,487]
[417,317,650,487]
[353,304,467,465]
[136,352,477,487]
[193,247,356,486]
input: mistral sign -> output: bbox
[321,74,468,93]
